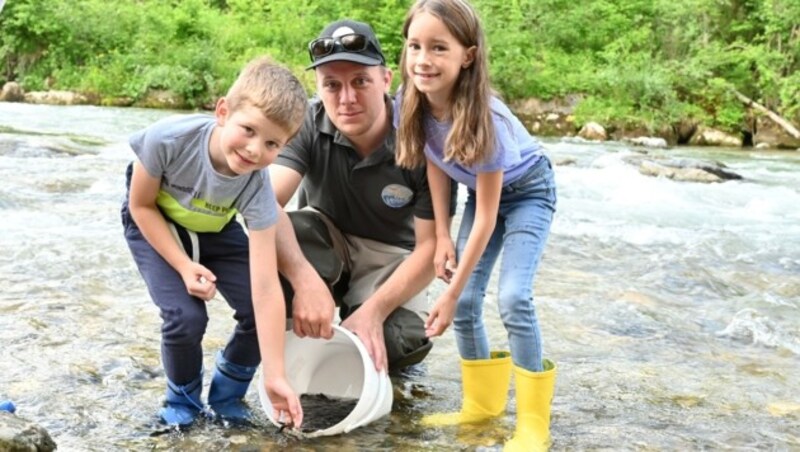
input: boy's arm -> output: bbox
[269,164,336,339]
[249,226,303,427]
[127,161,216,300]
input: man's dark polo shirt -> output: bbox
[275,96,455,251]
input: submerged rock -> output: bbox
[626,136,669,148]
[623,155,743,183]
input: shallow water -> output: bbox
[1,102,798,451]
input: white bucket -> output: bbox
[258,325,393,437]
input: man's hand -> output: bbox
[292,272,335,339]
[341,305,388,373]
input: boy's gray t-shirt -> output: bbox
[129,114,278,232]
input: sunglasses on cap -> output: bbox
[308,33,382,63]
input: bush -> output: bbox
[1,0,798,134]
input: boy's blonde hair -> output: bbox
[226,56,307,134]
[396,0,495,169]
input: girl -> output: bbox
[395,1,557,450]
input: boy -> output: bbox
[121,56,306,428]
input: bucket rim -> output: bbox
[258,324,393,437]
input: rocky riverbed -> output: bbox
[3,81,799,151]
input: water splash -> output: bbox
[716,308,800,355]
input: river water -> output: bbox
[1,102,798,451]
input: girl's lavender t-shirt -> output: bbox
[394,95,543,190]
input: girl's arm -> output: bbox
[249,226,303,428]
[426,159,456,282]
[127,161,217,300]
[426,170,503,337]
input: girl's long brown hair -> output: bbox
[396,0,495,169]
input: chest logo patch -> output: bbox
[381,184,413,208]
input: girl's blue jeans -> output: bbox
[454,156,556,372]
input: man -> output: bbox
[271,19,455,373]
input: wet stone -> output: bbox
[0,411,57,452]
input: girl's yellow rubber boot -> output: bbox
[504,359,557,452]
[422,351,512,426]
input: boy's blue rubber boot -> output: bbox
[207,351,257,424]
[0,400,16,413]
[160,375,204,427]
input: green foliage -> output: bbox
[0,0,798,131]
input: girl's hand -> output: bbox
[266,376,303,429]
[425,292,458,337]
[433,236,457,284]
[180,263,217,301]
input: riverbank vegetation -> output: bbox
[1,0,799,138]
